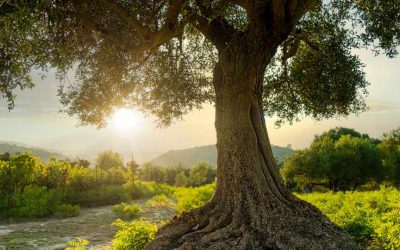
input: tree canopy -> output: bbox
[281,127,383,191]
[1,0,399,126]
[95,150,124,170]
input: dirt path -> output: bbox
[0,200,175,250]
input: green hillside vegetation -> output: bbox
[0,143,66,163]
[151,144,293,167]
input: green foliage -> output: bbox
[112,202,141,219]
[379,127,400,183]
[136,162,215,188]
[8,185,59,218]
[124,180,175,199]
[174,183,215,214]
[0,153,45,194]
[139,163,167,184]
[281,128,382,191]
[145,194,174,209]
[65,238,89,250]
[297,187,400,248]
[2,1,399,127]
[54,204,80,218]
[112,219,157,250]
[38,158,71,189]
[189,162,216,187]
[95,150,125,171]
[64,185,130,207]
[174,172,190,187]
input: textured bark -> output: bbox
[145,38,360,250]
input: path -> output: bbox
[0,200,175,250]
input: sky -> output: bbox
[0,48,399,163]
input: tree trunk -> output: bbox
[146,42,359,250]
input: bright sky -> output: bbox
[0,49,399,163]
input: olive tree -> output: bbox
[1,0,399,248]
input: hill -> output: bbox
[0,143,66,162]
[151,144,293,167]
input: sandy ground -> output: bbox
[0,200,175,250]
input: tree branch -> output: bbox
[100,0,151,38]
[67,10,123,46]
[186,3,236,50]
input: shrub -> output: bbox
[145,194,174,208]
[65,238,89,250]
[124,181,175,199]
[297,187,400,248]
[112,202,141,219]
[9,185,59,218]
[54,204,80,218]
[174,183,215,213]
[63,185,130,207]
[112,219,157,250]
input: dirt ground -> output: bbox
[0,199,175,250]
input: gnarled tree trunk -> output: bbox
[146,38,359,250]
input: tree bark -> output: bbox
[146,39,359,250]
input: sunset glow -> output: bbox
[109,108,143,133]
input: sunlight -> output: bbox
[109,108,143,133]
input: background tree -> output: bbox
[281,130,382,192]
[2,0,400,248]
[189,161,216,186]
[139,163,167,184]
[126,159,140,183]
[175,171,190,187]
[379,127,400,184]
[38,158,71,190]
[95,150,124,171]
[77,159,90,168]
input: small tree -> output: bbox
[9,153,45,192]
[175,172,189,187]
[139,163,167,184]
[126,159,140,182]
[95,150,124,171]
[379,127,400,184]
[39,158,71,190]
[281,131,382,191]
[189,162,215,186]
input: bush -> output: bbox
[112,219,157,250]
[64,185,130,207]
[54,204,80,218]
[65,238,89,250]
[112,202,141,219]
[124,181,175,199]
[174,183,215,213]
[9,185,59,218]
[145,194,174,208]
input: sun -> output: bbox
[109,108,143,133]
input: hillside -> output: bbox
[0,143,66,162]
[151,144,293,167]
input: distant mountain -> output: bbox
[0,143,66,162]
[151,144,293,168]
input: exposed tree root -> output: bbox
[145,193,360,250]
